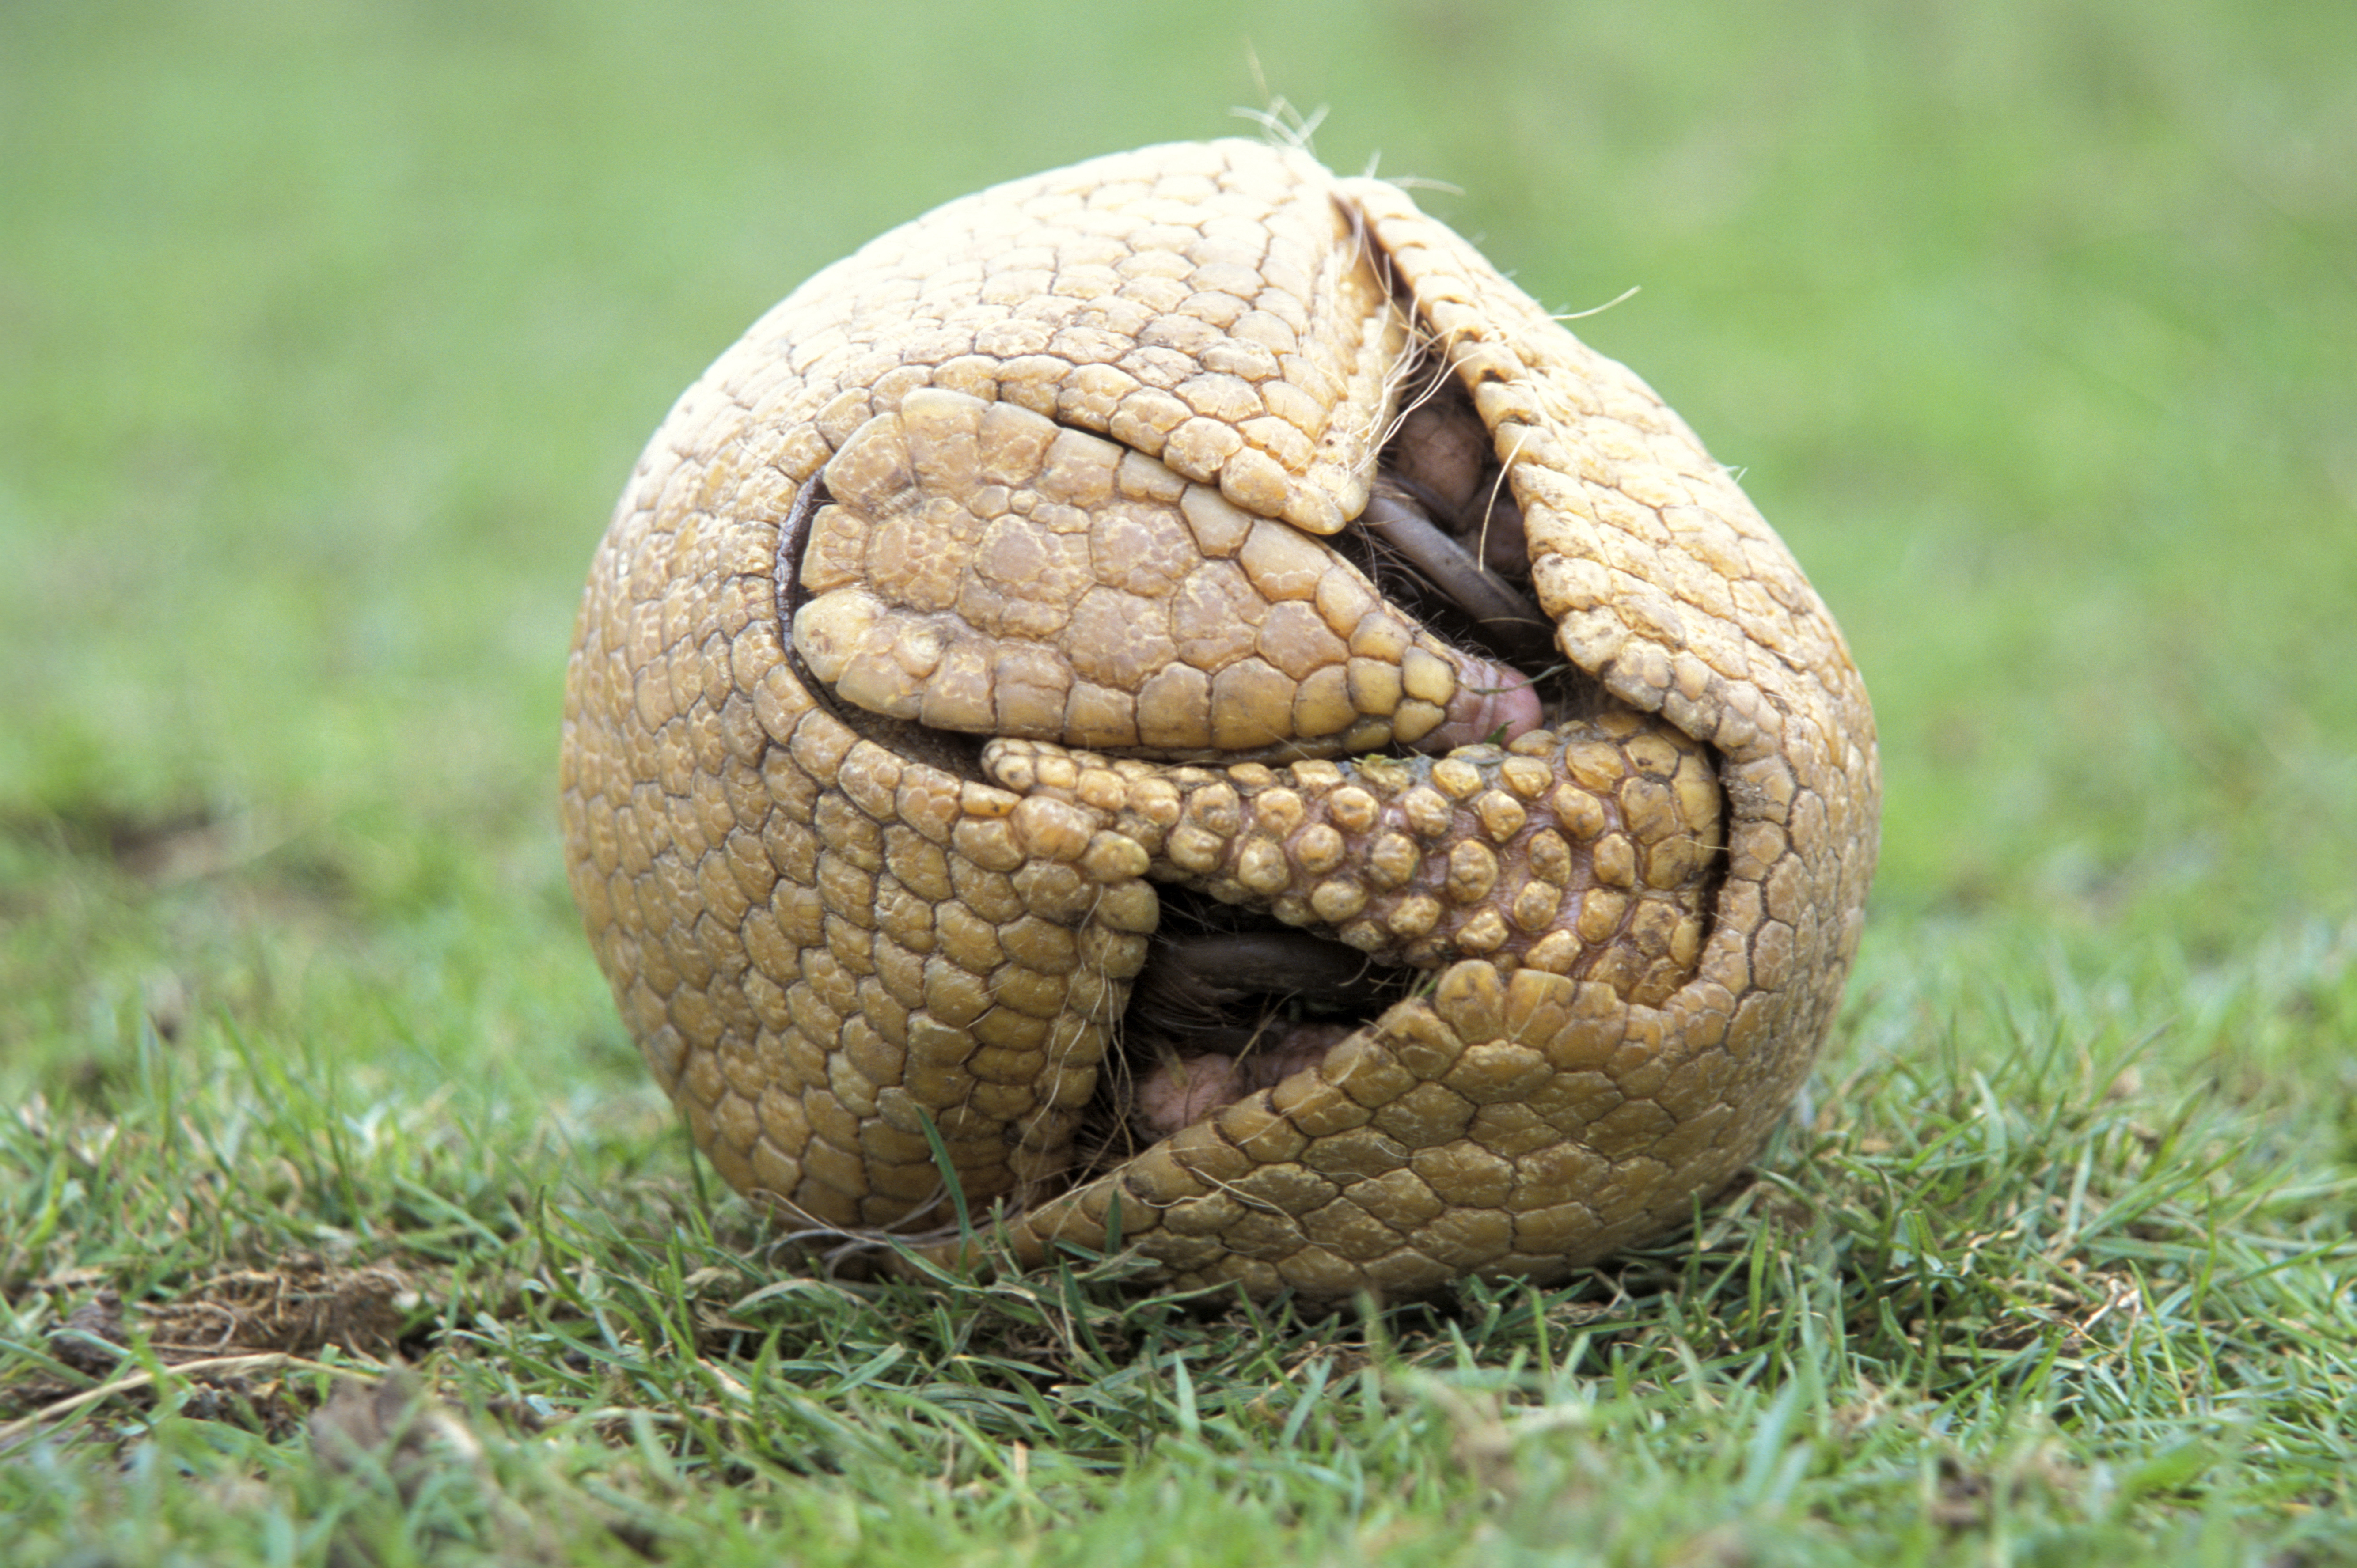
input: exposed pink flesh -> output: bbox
[1134,1026,1351,1137]
[1418,655,1544,751]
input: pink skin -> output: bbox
[1133,1025,1351,1137]
[1420,654,1544,751]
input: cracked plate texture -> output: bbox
[560,139,1879,1299]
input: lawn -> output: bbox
[4,0,2353,1562]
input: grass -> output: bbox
[4,0,2354,1561]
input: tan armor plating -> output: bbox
[560,140,1879,1299]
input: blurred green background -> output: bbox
[4,0,2353,1091]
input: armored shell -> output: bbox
[560,139,1879,1299]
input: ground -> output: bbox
[3,0,2354,1562]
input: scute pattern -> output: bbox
[561,140,1879,1299]
[789,385,1502,755]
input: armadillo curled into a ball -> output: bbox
[560,139,1879,1299]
